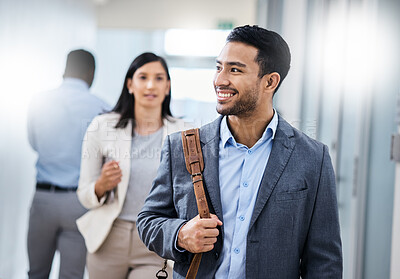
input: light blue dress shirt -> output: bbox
[215,110,278,279]
[27,78,110,188]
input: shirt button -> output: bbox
[248,150,252,154]
[234,248,240,254]
[239,216,245,221]
[243,182,248,187]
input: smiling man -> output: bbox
[137,25,343,278]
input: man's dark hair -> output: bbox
[227,25,291,93]
[111,52,173,134]
[64,49,95,86]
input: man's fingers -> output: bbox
[200,218,222,229]
[203,228,220,238]
[177,214,222,253]
[203,236,218,244]
[191,241,216,253]
[201,244,215,253]
[210,214,223,226]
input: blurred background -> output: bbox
[0,0,399,278]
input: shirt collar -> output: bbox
[62,77,89,91]
[220,109,278,148]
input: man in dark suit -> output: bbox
[137,25,342,278]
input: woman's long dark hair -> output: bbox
[111,52,173,134]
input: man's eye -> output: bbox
[216,65,221,71]
[156,76,165,81]
[139,76,146,80]
[231,68,241,73]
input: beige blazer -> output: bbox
[76,112,188,253]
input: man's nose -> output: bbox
[214,71,230,86]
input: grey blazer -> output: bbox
[137,115,342,279]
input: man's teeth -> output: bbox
[218,93,234,98]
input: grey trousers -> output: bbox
[27,189,87,279]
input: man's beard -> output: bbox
[216,87,259,117]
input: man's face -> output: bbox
[213,42,262,117]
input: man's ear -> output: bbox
[264,72,280,92]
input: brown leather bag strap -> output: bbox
[181,129,209,219]
[181,128,210,279]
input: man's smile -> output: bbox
[216,87,238,101]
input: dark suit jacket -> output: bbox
[137,115,342,278]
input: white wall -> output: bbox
[95,0,257,29]
[275,0,308,127]
[0,0,97,278]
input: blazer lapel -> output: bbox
[200,117,224,221]
[249,116,296,229]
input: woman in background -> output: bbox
[77,52,182,278]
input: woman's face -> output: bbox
[127,61,170,110]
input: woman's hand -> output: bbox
[94,160,122,199]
